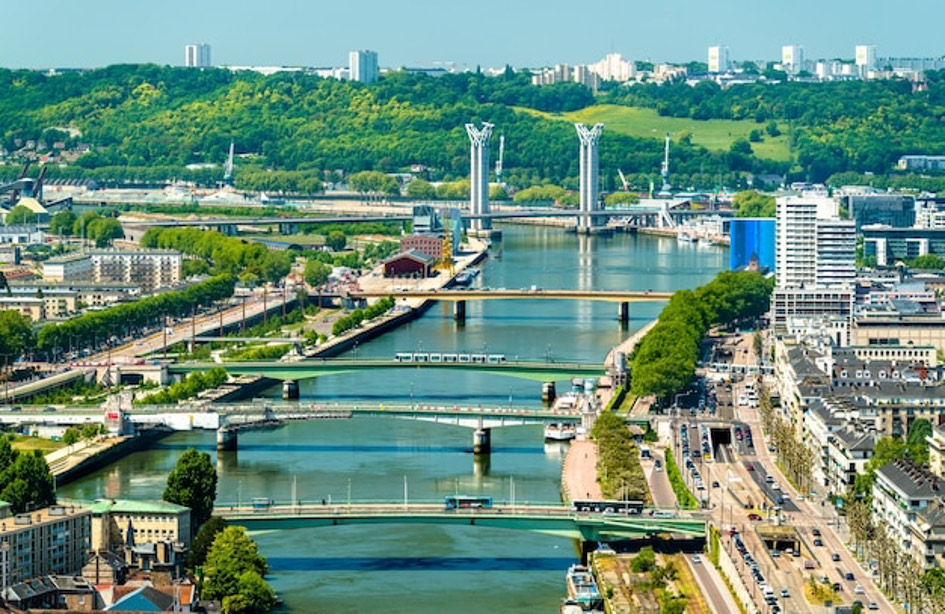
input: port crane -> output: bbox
[660,133,671,193]
[494,134,505,184]
[617,169,629,191]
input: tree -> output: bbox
[405,178,435,199]
[231,570,276,614]
[87,218,124,246]
[0,450,56,513]
[732,190,776,217]
[163,448,218,531]
[304,259,331,287]
[187,515,227,568]
[73,211,102,238]
[326,231,346,251]
[202,526,269,601]
[0,310,35,364]
[908,419,933,465]
[909,254,944,270]
[5,205,36,225]
[49,211,77,236]
[62,427,79,446]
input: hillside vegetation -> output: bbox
[2,65,944,190]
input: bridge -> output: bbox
[351,289,672,302]
[3,401,587,454]
[168,359,606,383]
[214,502,707,542]
[349,288,672,322]
[121,204,730,237]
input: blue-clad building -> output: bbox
[729,218,776,272]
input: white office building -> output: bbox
[185,43,211,68]
[349,50,379,84]
[855,45,877,75]
[781,44,804,74]
[708,46,730,73]
[815,219,856,289]
[776,196,837,289]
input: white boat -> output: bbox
[544,422,577,441]
[698,237,715,246]
[677,232,696,243]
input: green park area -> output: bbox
[517,104,792,161]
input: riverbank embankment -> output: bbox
[48,426,173,487]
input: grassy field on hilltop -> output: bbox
[516,104,792,161]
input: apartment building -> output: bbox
[85,499,192,552]
[44,249,182,291]
[0,504,92,588]
[872,459,945,568]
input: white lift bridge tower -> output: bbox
[466,122,495,235]
[575,123,604,233]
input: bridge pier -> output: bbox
[541,381,556,404]
[473,428,491,455]
[579,540,595,565]
[617,301,629,325]
[217,427,238,452]
[283,380,300,400]
[454,300,466,322]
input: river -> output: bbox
[58,225,725,613]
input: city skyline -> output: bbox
[1,0,944,70]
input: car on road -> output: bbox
[780,588,790,598]
[813,538,823,546]
[748,513,762,521]
[692,554,701,564]
[746,463,754,471]
[855,584,865,594]
[832,553,841,562]
[868,602,879,610]
[771,550,780,558]
[845,572,855,581]
[812,528,821,537]
[712,481,720,488]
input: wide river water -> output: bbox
[59,225,725,613]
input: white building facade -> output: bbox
[349,50,379,84]
[185,43,211,68]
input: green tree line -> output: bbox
[630,271,773,399]
[37,273,235,357]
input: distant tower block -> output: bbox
[575,123,604,233]
[465,122,494,236]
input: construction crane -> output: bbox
[222,141,235,186]
[660,133,671,193]
[617,169,630,191]
[494,134,505,184]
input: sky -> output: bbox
[2,0,943,70]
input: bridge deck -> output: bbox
[349,289,673,302]
[168,359,607,382]
[215,502,706,540]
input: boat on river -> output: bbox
[565,565,603,611]
[676,232,696,243]
[544,422,577,441]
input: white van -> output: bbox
[771,482,781,491]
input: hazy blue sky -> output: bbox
[3,0,942,69]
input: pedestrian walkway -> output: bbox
[562,440,602,502]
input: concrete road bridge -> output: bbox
[214,502,707,543]
[123,206,728,231]
[168,359,606,384]
[350,288,671,323]
[2,401,588,454]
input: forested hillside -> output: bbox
[1,65,943,191]
[0,66,775,191]
[604,72,945,181]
